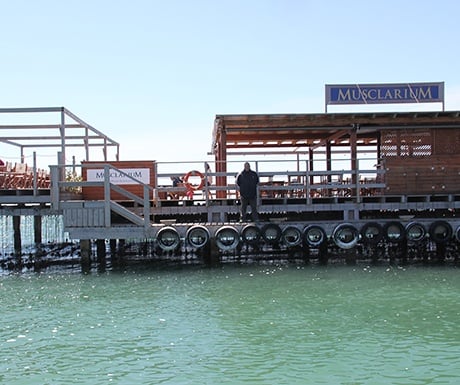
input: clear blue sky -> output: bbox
[1,0,459,166]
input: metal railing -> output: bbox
[49,158,387,225]
[154,158,386,204]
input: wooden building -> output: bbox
[212,111,460,196]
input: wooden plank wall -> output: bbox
[63,206,106,227]
[81,161,155,201]
[384,155,460,195]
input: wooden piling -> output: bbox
[96,239,106,270]
[80,239,91,273]
[436,243,446,263]
[34,215,42,245]
[96,239,106,261]
[114,239,126,265]
[318,241,329,265]
[400,239,408,265]
[109,239,117,256]
[345,248,357,265]
[202,237,220,266]
[13,216,21,258]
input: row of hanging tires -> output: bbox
[155,220,459,252]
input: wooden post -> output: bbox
[303,245,311,262]
[109,239,117,256]
[118,239,126,256]
[202,237,220,266]
[96,239,106,263]
[34,215,42,245]
[114,239,126,265]
[109,239,120,266]
[350,127,358,200]
[216,124,227,199]
[13,216,21,258]
[345,248,357,265]
[318,241,328,265]
[33,151,38,196]
[96,239,107,272]
[399,239,408,265]
[435,242,446,263]
[80,239,91,273]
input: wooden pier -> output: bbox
[1,107,460,268]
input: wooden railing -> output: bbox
[51,164,152,229]
[50,161,387,213]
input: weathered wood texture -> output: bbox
[382,128,460,195]
[384,156,460,195]
[63,204,106,227]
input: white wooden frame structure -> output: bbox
[0,107,120,165]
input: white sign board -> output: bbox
[86,168,150,185]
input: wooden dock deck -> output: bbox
[2,164,460,248]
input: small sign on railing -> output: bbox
[81,161,155,200]
[86,168,150,185]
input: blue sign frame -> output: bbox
[325,82,444,109]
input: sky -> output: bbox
[1,0,460,169]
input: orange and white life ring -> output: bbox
[183,170,205,191]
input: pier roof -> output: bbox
[212,110,460,152]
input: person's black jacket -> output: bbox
[236,169,259,199]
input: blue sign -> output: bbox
[325,82,444,105]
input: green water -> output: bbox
[0,264,458,385]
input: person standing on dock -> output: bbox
[204,162,213,199]
[236,162,259,222]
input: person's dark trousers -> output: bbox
[240,196,258,221]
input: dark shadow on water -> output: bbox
[1,244,459,276]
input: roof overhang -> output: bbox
[212,110,460,153]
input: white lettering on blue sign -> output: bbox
[325,82,444,105]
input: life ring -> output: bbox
[183,170,205,191]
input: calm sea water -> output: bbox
[0,264,458,385]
